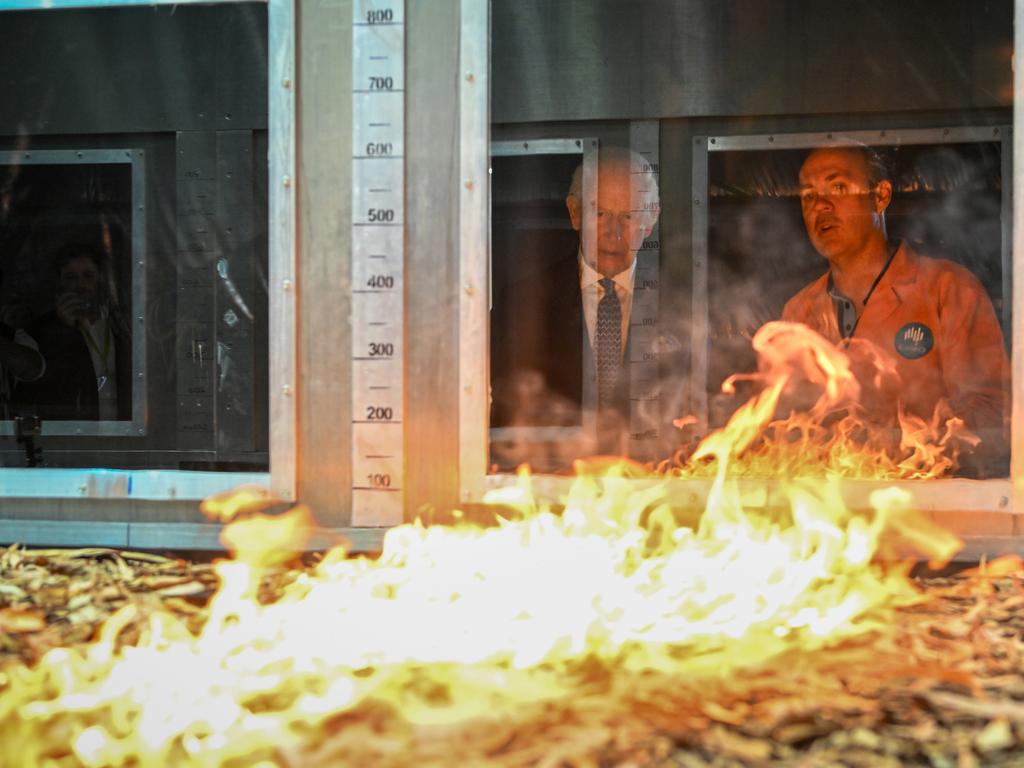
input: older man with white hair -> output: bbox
[490,146,660,459]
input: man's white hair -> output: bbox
[567,146,660,216]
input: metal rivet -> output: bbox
[463,283,474,295]
[1000,496,1009,508]
[465,72,474,82]
[282,78,291,89]
[282,279,292,292]
[464,179,474,190]
[463,384,472,393]
[282,175,291,188]
[283,384,292,396]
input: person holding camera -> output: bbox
[16,244,131,421]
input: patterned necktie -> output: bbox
[596,276,622,410]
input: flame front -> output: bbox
[0,322,966,766]
[671,322,976,479]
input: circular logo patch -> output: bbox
[894,322,934,359]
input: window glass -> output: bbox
[488,1,1012,479]
[0,4,268,471]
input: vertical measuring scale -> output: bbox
[351,0,405,526]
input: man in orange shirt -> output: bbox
[782,144,1008,471]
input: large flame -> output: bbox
[0,322,967,766]
[670,322,976,479]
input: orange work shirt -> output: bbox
[781,241,1008,432]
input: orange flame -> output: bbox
[0,323,975,767]
[670,322,975,479]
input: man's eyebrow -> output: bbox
[799,170,851,188]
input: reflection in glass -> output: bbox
[0,4,268,471]
[0,161,134,422]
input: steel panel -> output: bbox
[0,519,128,547]
[0,467,267,500]
[491,0,1011,124]
[269,0,297,500]
[293,0,351,521]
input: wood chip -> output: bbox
[975,719,1014,754]
[0,607,45,633]
[2,553,1024,766]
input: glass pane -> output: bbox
[488,1,1012,479]
[0,4,268,471]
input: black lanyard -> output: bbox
[828,242,898,339]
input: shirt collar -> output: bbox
[578,250,637,292]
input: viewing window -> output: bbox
[0,4,269,473]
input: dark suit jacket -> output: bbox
[15,311,132,421]
[490,249,632,429]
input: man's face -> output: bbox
[567,163,658,276]
[798,148,891,263]
[60,254,101,308]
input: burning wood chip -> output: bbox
[2,549,1024,767]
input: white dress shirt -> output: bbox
[578,253,635,355]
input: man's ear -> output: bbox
[873,180,893,213]
[566,194,582,231]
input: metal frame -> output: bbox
[0,0,255,7]
[1013,0,1024,513]
[0,148,147,438]
[0,517,386,551]
[268,0,297,501]
[0,0,288,506]
[457,0,491,502]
